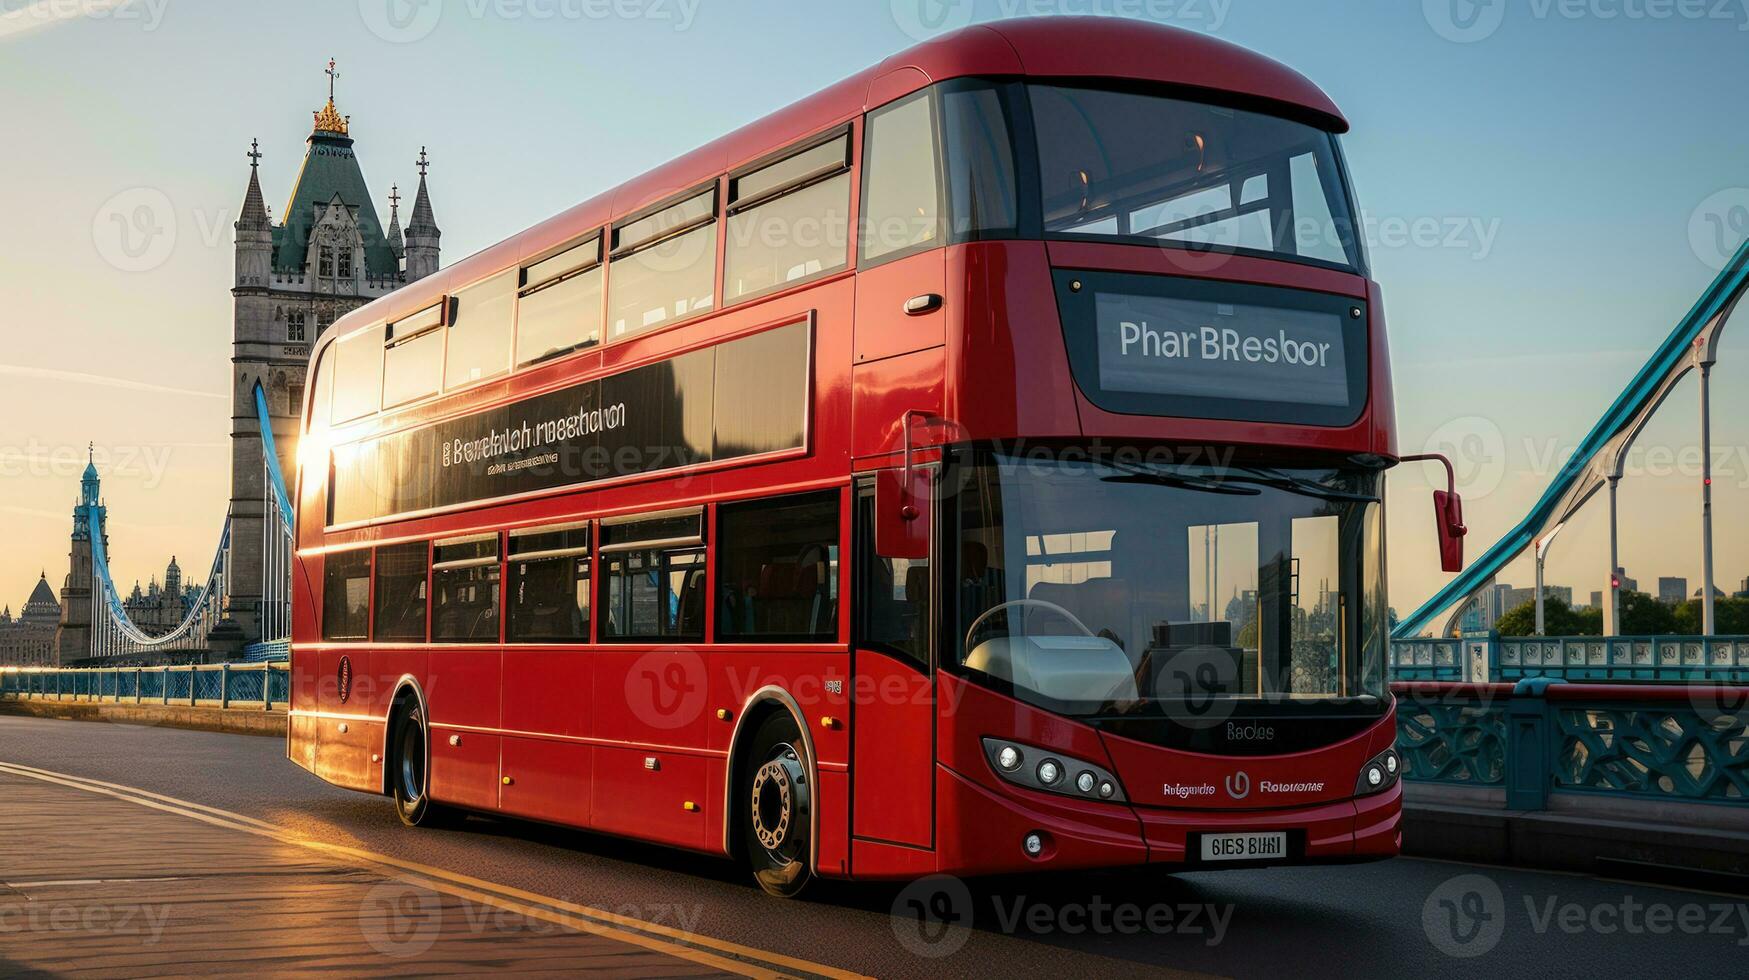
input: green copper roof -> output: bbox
[272,130,398,277]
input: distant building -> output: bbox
[1589,590,1602,610]
[1695,585,1726,600]
[0,573,61,666]
[1503,585,1572,611]
[1659,576,1689,605]
[121,557,198,636]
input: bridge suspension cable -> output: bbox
[83,382,297,660]
[1395,238,1749,639]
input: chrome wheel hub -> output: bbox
[750,745,808,856]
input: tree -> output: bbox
[1496,594,1596,636]
[1618,590,1678,635]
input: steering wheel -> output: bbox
[964,598,1094,652]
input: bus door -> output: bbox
[850,473,936,850]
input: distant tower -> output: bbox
[225,60,439,640]
[404,147,441,281]
[56,447,109,664]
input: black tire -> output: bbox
[740,712,814,898]
[391,705,459,829]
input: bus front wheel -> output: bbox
[741,712,814,898]
[392,705,458,829]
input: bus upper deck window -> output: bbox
[860,92,942,264]
[446,271,515,389]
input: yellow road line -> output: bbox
[0,761,872,980]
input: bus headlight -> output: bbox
[1354,748,1401,797]
[981,737,1125,803]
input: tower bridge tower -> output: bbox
[225,60,441,638]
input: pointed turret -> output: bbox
[385,183,405,261]
[404,147,441,282]
[235,138,274,288]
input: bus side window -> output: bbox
[854,490,929,668]
[507,523,592,643]
[432,535,501,643]
[372,541,429,642]
[860,91,942,265]
[599,510,707,642]
[446,270,515,389]
[725,133,851,304]
[607,188,718,341]
[322,548,371,642]
[717,491,839,642]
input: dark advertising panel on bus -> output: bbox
[1054,270,1368,426]
[328,320,810,525]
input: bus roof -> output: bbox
[317,17,1348,357]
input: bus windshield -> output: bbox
[952,451,1387,719]
[1028,83,1365,271]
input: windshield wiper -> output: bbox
[1223,466,1379,503]
[1099,460,1260,496]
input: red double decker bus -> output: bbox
[290,18,1451,896]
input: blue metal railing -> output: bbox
[1393,679,1749,807]
[0,663,288,710]
[1392,635,1749,683]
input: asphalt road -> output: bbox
[2,714,1744,979]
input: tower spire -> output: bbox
[312,58,350,136]
[385,182,404,258]
[239,138,269,227]
[404,146,441,281]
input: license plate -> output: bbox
[1199,831,1287,862]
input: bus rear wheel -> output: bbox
[741,713,813,898]
[392,705,458,829]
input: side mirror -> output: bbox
[1401,453,1467,573]
[875,466,930,560]
[1433,487,1466,573]
[875,410,938,560]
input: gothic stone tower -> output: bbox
[227,62,440,638]
[56,449,109,664]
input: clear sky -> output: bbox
[2,0,1747,623]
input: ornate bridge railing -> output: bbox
[0,664,288,710]
[1392,679,1749,807]
[1391,636,1749,683]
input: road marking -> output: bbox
[0,761,872,980]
